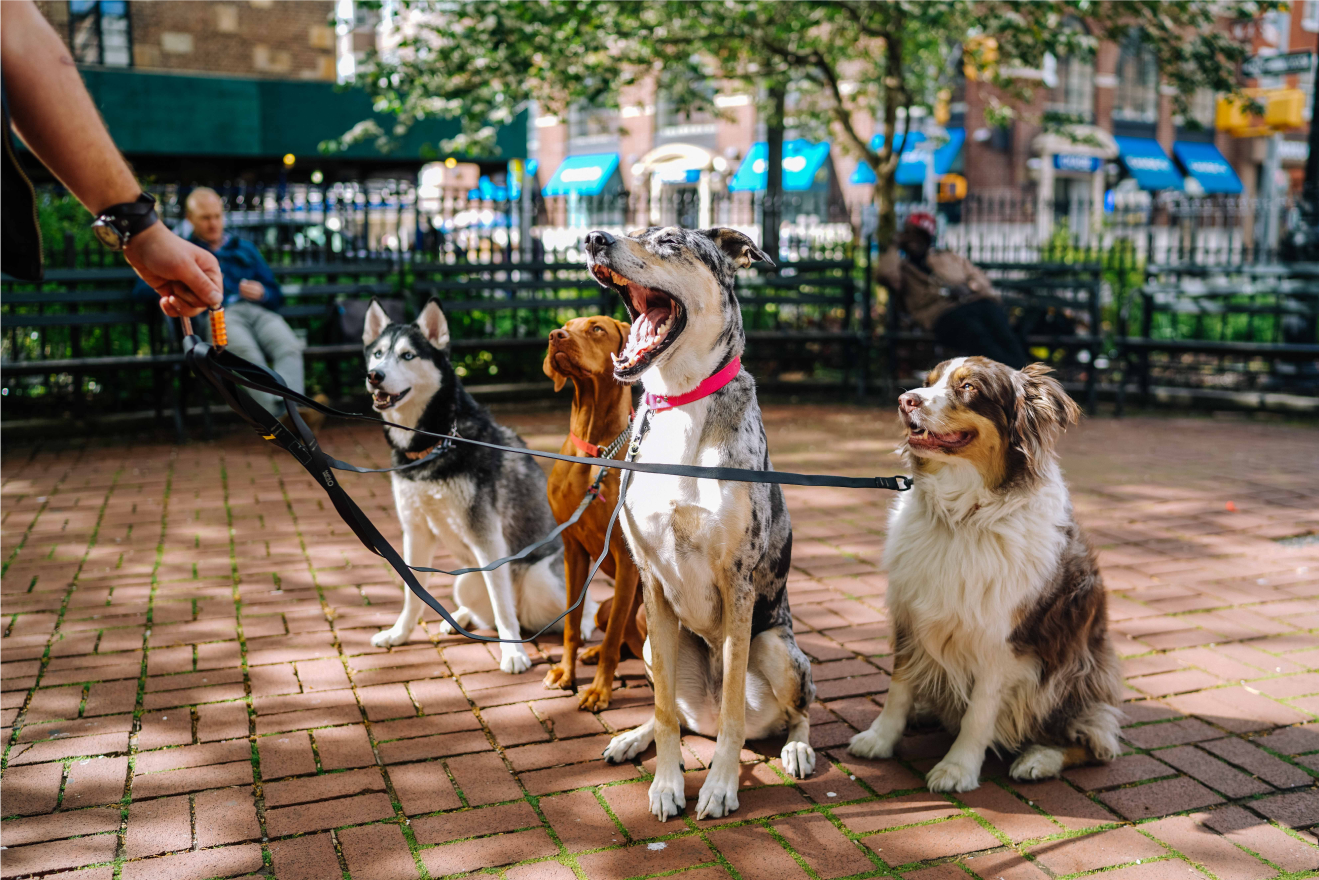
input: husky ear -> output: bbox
[542,347,567,393]
[1011,363,1080,472]
[363,298,390,345]
[703,227,774,269]
[416,298,450,350]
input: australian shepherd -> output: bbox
[849,357,1122,792]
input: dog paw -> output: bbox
[695,768,740,820]
[577,680,612,712]
[542,663,574,690]
[780,741,816,779]
[925,757,981,793]
[371,626,411,648]
[603,727,652,764]
[848,726,899,760]
[1010,745,1065,781]
[500,647,532,675]
[579,645,602,665]
[649,776,686,822]
[437,606,474,636]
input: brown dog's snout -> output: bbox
[550,328,570,342]
[367,370,385,387]
[899,392,923,414]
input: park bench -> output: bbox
[882,261,1104,411]
[1115,263,1319,414]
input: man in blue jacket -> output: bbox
[142,187,309,417]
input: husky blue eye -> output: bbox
[402,352,415,360]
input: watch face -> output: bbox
[92,219,125,251]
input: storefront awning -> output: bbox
[850,128,966,186]
[728,139,831,192]
[542,153,620,197]
[1173,142,1243,195]
[1114,137,1183,191]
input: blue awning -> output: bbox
[542,153,619,197]
[851,128,966,186]
[1115,137,1183,191]
[1173,142,1243,195]
[727,140,831,192]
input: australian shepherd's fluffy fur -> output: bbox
[849,357,1122,792]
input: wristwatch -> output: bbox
[90,193,158,251]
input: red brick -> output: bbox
[0,834,119,877]
[828,751,925,795]
[258,731,317,779]
[522,759,640,796]
[119,843,264,880]
[484,703,550,746]
[269,833,342,880]
[540,790,623,851]
[195,788,261,847]
[1200,736,1313,789]
[815,673,891,701]
[834,792,959,834]
[903,866,973,880]
[1252,724,1319,755]
[1100,776,1224,820]
[1064,753,1174,790]
[1087,862,1211,880]
[2,762,64,815]
[413,801,541,845]
[134,740,249,774]
[24,686,83,722]
[264,767,386,807]
[1253,789,1319,828]
[338,823,420,880]
[1166,687,1308,733]
[1029,827,1169,875]
[1202,805,1319,873]
[1008,778,1117,830]
[144,683,246,710]
[360,683,416,721]
[959,782,1059,843]
[446,751,522,806]
[248,663,300,697]
[773,813,874,879]
[530,698,606,740]
[314,723,375,769]
[62,755,128,807]
[378,729,490,764]
[126,795,191,857]
[1155,745,1272,798]
[133,761,253,798]
[1123,718,1222,749]
[1,807,121,845]
[1144,815,1274,880]
[576,835,715,880]
[197,701,249,741]
[254,704,362,734]
[600,780,678,841]
[782,759,869,804]
[372,712,481,742]
[19,714,134,744]
[388,760,462,816]
[691,784,810,826]
[862,817,1000,866]
[138,710,192,750]
[505,862,580,880]
[420,828,559,876]
[963,851,1052,880]
[1129,669,1222,697]
[295,657,351,691]
[408,678,469,715]
[8,731,129,765]
[505,734,616,771]
[265,792,395,835]
[709,825,808,880]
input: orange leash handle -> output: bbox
[210,307,228,346]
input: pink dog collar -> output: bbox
[643,357,742,412]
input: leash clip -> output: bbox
[895,475,913,491]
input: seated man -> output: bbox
[140,187,320,421]
[878,212,1028,369]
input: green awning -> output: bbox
[75,68,526,161]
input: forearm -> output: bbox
[1,0,139,213]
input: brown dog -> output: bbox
[542,315,643,710]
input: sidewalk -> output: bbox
[2,406,1317,880]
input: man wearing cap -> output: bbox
[878,212,1028,369]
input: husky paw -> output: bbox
[649,775,686,822]
[500,646,532,674]
[371,625,412,648]
[437,606,474,636]
[781,741,816,779]
[696,767,740,820]
[1010,745,1065,781]
[925,757,981,792]
[849,725,900,760]
[603,726,652,764]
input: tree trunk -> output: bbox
[763,84,786,267]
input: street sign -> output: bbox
[1242,51,1315,79]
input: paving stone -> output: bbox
[834,791,960,834]
[575,835,715,880]
[413,801,541,845]
[263,767,385,807]
[134,740,249,775]
[1144,815,1275,880]
[62,755,128,806]
[599,780,676,841]
[268,832,342,880]
[119,843,264,880]
[521,759,640,795]
[789,758,870,804]
[1087,861,1211,880]
[504,734,616,771]
[1200,736,1314,789]
[959,781,1060,842]
[446,751,523,805]
[2,762,64,815]
[1063,752,1175,790]
[8,731,129,765]
[195,787,261,847]
[378,728,490,764]
[827,750,925,795]
[0,834,120,878]
[772,812,875,879]
[420,828,559,876]
[338,823,421,880]
[963,851,1052,880]
[1029,826,1169,875]
[387,760,463,815]
[313,723,376,769]
[0,807,121,846]
[539,789,624,851]
[484,703,551,746]
[132,761,253,798]
[1155,745,1273,798]
[1123,718,1222,749]
[861,816,1000,866]
[1252,724,1319,755]
[505,862,580,880]
[257,731,317,779]
[125,795,191,857]
[709,824,809,880]
[264,792,396,836]
[197,701,249,741]
[1201,805,1319,872]
[1100,775,1225,820]
[1252,789,1319,828]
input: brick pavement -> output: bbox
[2,406,1318,880]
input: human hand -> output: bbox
[123,223,222,317]
[238,279,265,302]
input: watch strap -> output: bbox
[97,193,158,239]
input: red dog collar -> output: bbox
[643,357,741,412]
[569,411,634,457]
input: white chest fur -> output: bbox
[390,473,480,567]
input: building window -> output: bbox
[1113,30,1158,124]
[1188,88,1216,129]
[1047,18,1094,122]
[69,1,132,67]
[1304,0,1319,33]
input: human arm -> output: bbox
[0,0,220,316]
[236,243,283,309]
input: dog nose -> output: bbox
[367,370,384,387]
[898,392,923,414]
[584,230,615,256]
[550,328,569,341]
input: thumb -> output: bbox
[176,251,223,309]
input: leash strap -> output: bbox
[183,336,633,645]
[187,345,913,493]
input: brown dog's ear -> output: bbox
[702,227,774,269]
[613,318,631,354]
[1011,363,1080,473]
[542,348,567,393]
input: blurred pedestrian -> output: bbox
[1,0,219,317]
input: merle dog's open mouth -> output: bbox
[590,264,685,378]
[906,425,975,451]
[372,387,410,411]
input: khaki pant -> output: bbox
[206,301,305,415]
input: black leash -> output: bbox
[180,334,910,646]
